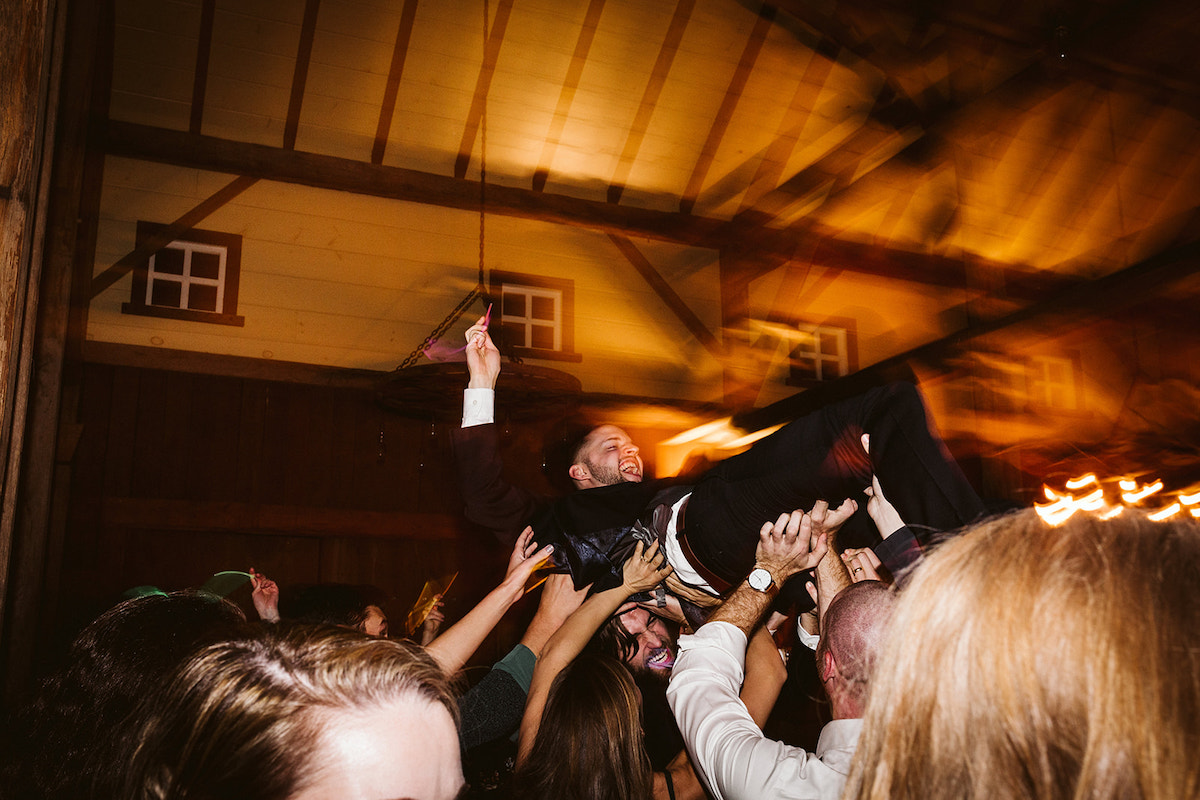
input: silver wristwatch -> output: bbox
[747,567,775,592]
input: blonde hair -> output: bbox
[123,623,455,800]
[844,508,1200,800]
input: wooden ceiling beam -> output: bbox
[679,5,775,214]
[533,0,607,192]
[607,0,695,204]
[188,0,215,135]
[371,0,420,165]
[734,46,834,215]
[104,121,1068,296]
[607,233,725,362]
[283,0,321,151]
[454,0,515,179]
[105,120,728,247]
[90,175,259,298]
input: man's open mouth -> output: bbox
[646,647,675,670]
[620,460,642,480]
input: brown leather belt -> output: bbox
[674,499,733,594]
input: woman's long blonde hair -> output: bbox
[844,508,1200,800]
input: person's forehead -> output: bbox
[619,606,652,629]
[586,425,633,448]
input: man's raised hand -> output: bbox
[464,313,501,389]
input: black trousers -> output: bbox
[683,382,985,587]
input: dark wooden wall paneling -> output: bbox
[53,361,533,669]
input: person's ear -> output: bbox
[819,648,837,682]
[568,463,589,482]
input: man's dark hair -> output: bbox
[281,583,389,629]
[1,591,246,800]
[588,613,639,664]
[542,418,597,492]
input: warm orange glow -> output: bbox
[718,424,784,451]
[1121,480,1163,504]
[1148,503,1181,521]
[1065,473,1097,489]
[1076,488,1106,510]
[1034,496,1078,526]
[1037,475,1194,526]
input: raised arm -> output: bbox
[465,313,501,391]
[249,568,280,623]
[517,540,672,765]
[425,527,553,674]
[708,510,828,636]
[452,315,543,544]
[809,499,855,630]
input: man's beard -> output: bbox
[583,457,627,487]
[628,648,675,685]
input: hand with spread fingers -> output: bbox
[621,539,673,595]
[753,509,829,587]
[504,525,556,594]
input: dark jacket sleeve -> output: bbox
[458,669,528,751]
[873,525,923,585]
[450,423,544,547]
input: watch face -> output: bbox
[748,568,772,592]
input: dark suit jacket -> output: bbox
[451,422,686,591]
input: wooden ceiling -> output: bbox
[91,0,1200,419]
[104,0,1200,283]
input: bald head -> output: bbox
[817,581,895,718]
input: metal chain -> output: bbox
[480,0,488,295]
[396,0,491,372]
[395,287,483,371]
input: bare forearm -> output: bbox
[707,579,775,639]
[814,546,851,629]
[426,577,524,674]
[740,626,786,728]
[537,584,629,671]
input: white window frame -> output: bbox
[1028,355,1077,409]
[793,323,849,382]
[501,284,563,352]
[146,240,228,313]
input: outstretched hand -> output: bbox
[506,526,555,587]
[842,547,884,583]
[464,313,501,389]
[249,568,280,622]
[621,539,673,595]
[864,474,906,538]
[809,497,857,540]
[754,510,829,585]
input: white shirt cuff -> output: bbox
[462,388,495,427]
[796,619,820,651]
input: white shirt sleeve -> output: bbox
[462,388,494,427]
[667,621,854,800]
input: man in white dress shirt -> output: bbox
[667,508,895,800]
